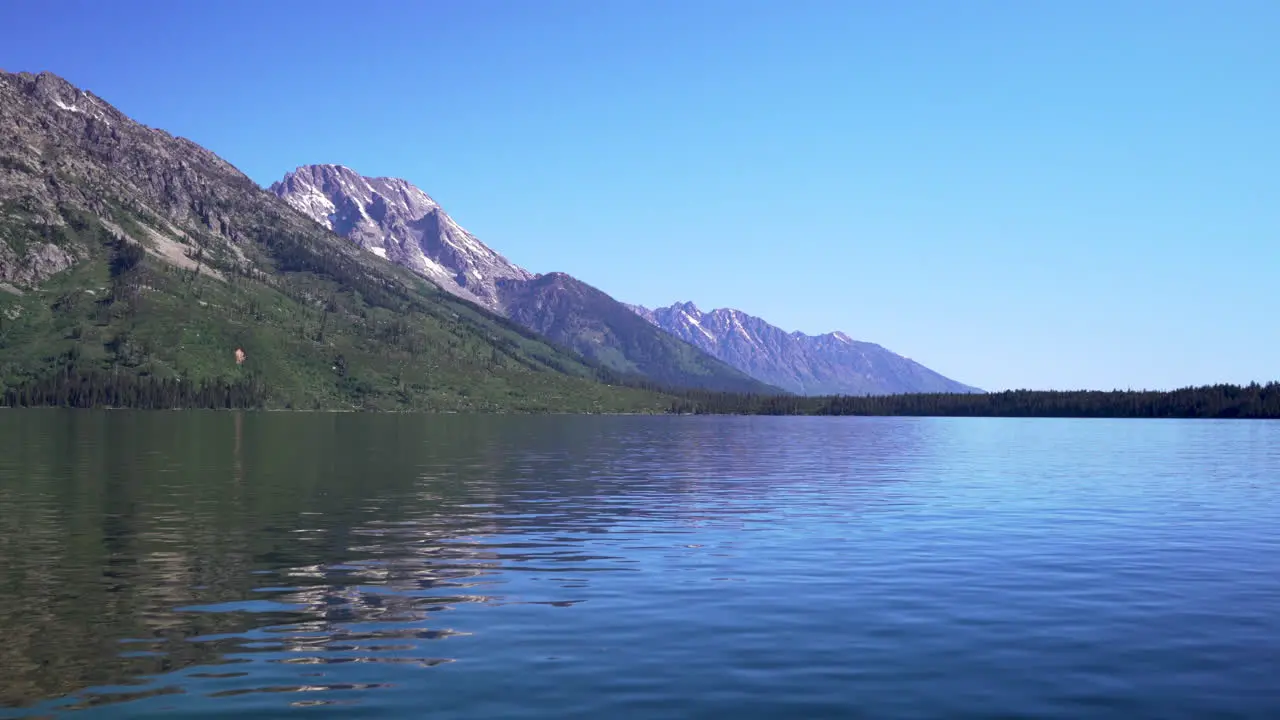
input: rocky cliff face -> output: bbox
[270,165,531,312]
[0,70,264,288]
[631,302,981,396]
[273,167,780,394]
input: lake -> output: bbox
[0,411,1277,718]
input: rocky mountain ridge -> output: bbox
[630,302,981,396]
[269,165,532,312]
[272,166,778,394]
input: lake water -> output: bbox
[0,412,1278,718]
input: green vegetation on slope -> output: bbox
[0,207,668,412]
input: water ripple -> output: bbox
[0,414,1278,718]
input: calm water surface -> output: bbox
[0,412,1278,718]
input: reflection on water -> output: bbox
[0,412,1278,718]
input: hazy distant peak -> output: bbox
[633,301,980,396]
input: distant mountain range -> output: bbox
[0,69,976,408]
[271,165,976,397]
[629,302,981,396]
[271,165,776,394]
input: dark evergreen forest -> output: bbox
[4,364,1278,418]
[666,383,1280,419]
[2,364,266,410]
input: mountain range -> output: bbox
[0,70,975,409]
[271,165,976,397]
[0,71,668,411]
[631,302,981,395]
[270,164,776,394]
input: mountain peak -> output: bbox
[633,302,981,396]
[270,165,529,311]
[3,70,122,128]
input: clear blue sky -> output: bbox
[5,0,1277,391]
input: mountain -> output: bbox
[0,70,670,411]
[269,164,531,313]
[272,165,777,395]
[495,272,776,392]
[630,302,982,396]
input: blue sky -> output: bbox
[5,0,1277,391]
